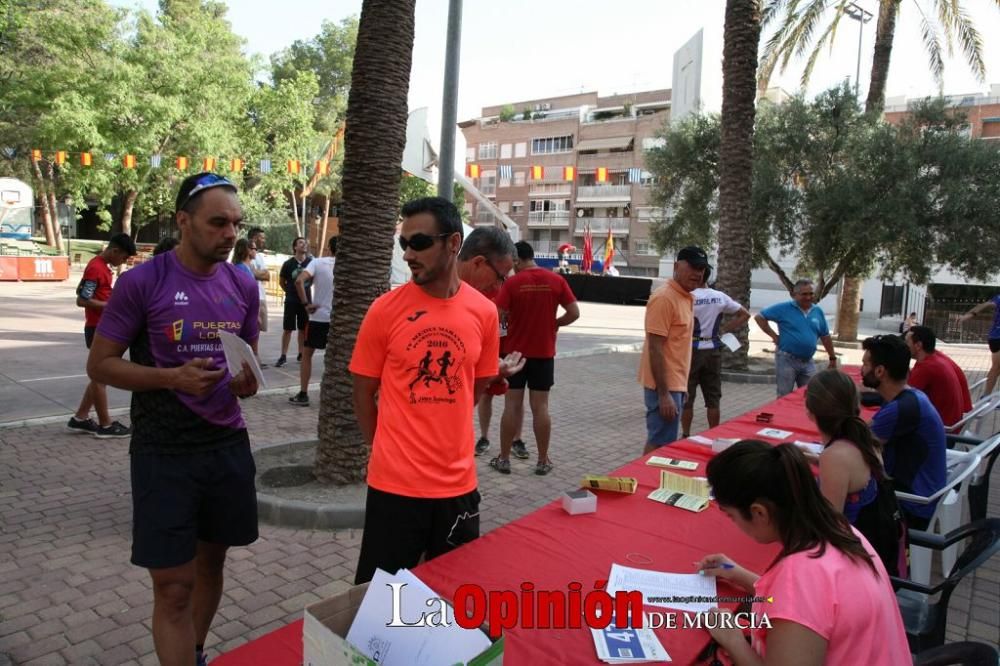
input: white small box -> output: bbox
[712,438,738,454]
[562,489,597,515]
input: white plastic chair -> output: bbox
[944,389,1000,437]
[896,450,981,585]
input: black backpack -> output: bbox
[853,468,909,578]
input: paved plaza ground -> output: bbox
[0,274,997,664]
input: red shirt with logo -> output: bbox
[80,256,113,328]
[494,267,576,359]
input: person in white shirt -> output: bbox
[682,269,751,438]
[247,228,270,340]
[289,236,337,406]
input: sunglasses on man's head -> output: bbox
[178,173,236,211]
[398,232,452,252]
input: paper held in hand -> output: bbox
[647,471,712,512]
[719,332,741,352]
[218,331,267,389]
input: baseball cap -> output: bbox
[109,233,137,257]
[676,246,709,268]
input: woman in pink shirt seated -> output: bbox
[697,440,910,665]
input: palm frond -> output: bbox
[761,0,792,27]
[953,5,987,82]
[935,0,958,56]
[824,1,851,55]
[918,12,945,86]
[790,0,833,59]
[801,16,841,88]
[759,3,807,90]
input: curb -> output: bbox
[253,440,366,530]
[720,371,776,385]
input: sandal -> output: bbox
[534,461,553,476]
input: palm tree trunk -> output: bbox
[864,0,900,115]
[836,0,900,343]
[716,0,762,371]
[314,0,416,484]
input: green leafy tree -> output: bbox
[648,85,1000,305]
[758,0,1000,340]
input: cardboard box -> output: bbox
[303,582,505,665]
[562,489,597,515]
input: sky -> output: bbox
[111,0,1000,161]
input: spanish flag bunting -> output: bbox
[203,157,216,171]
[176,156,189,170]
[80,152,92,166]
[31,149,42,161]
[466,163,480,178]
[315,160,329,176]
[563,166,575,181]
[54,150,67,165]
[596,167,608,183]
[123,154,137,169]
[230,158,244,172]
[287,160,300,174]
[530,165,544,180]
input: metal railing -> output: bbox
[527,211,571,228]
[576,184,631,200]
[574,217,630,234]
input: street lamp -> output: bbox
[845,1,874,98]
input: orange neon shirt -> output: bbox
[638,279,695,392]
[349,281,500,498]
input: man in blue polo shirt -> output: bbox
[755,278,837,396]
[862,334,946,529]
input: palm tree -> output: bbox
[758,0,996,341]
[717,0,764,370]
[314,0,416,484]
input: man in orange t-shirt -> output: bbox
[350,198,524,584]
[639,246,708,453]
[491,241,579,476]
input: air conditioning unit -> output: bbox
[542,103,551,110]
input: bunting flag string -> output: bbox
[7,147,338,177]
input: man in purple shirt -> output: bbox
[88,173,260,666]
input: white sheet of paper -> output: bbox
[793,441,824,456]
[218,330,266,389]
[756,427,793,440]
[688,435,713,446]
[719,332,741,352]
[345,568,491,666]
[605,563,718,613]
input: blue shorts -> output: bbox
[644,388,685,448]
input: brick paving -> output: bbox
[2,349,998,663]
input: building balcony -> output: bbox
[527,211,571,228]
[528,183,572,197]
[531,240,581,257]
[575,184,631,203]
[574,217,630,235]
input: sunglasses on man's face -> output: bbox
[398,232,452,252]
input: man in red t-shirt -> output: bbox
[905,325,972,430]
[491,241,580,475]
[69,233,136,437]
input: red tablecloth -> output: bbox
[214,368,871,666]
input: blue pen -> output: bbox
[697,563,735,575]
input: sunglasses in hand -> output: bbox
[398,232,452,252]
